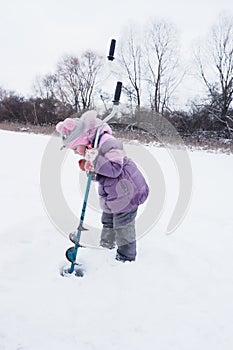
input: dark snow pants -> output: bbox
[100,208,138,260]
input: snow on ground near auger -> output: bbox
[0,130,233,350]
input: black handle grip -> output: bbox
[107,39,116,61]
[113,81,122,105]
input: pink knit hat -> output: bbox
[56,110,102,149]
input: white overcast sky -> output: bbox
[0,0,232,105]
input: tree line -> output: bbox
[0,14,232,138]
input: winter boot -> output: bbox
[115,251,135,263]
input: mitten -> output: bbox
[84,146,98,172]
[84,160,95,172]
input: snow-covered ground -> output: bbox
[0,129,233,350]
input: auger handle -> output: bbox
[107,39,116,61]
[113,81,122,105]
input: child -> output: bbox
[56,110,149,262]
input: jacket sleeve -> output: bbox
[94,139,125,178]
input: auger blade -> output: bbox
[60,263,85,278]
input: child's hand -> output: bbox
[78,159,94,173]
[78,159,86,171]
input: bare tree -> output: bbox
[56,55,82,111]
[56,51,103,112]
[118,26,143,111]
[194,14,233,132]
[144,20,181,114]
[34,74,58,100]
[78,51,104,109]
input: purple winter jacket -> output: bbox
[93,131,149,214]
